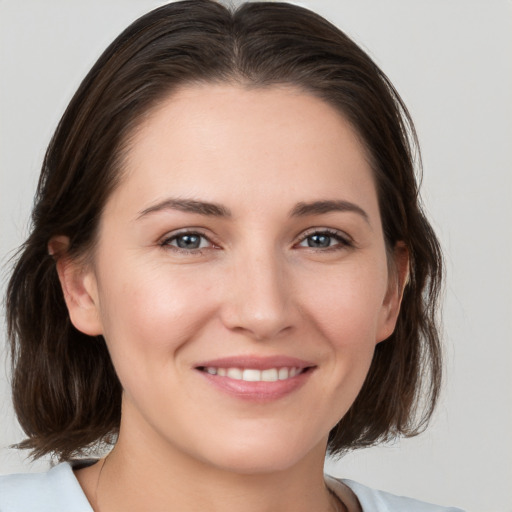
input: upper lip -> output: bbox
[194,355,315,370]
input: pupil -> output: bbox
[308,234,330,248]
[177,234,200,249]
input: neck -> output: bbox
[79,428,339,512]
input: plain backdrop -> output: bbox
[1,1,511,511]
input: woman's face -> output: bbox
[66,84,405,474]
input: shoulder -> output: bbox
[0,462,93,512]
[326,476,466,512]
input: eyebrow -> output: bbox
[290,200,369,223]
[138,198,232,219]
[137,198,369,223]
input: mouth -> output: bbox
[194,356,315,401]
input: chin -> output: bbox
[193,433,326,475]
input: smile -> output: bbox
[195,356,315,401]
[198,367,306,382]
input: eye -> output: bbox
[160,230,213,253]
[297,229,352,250]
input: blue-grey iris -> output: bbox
[308,234,331,248]
[176,234,201,249]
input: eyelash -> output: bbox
[297,228,353,252]
[159,228,353,255]
[159,230,213,255]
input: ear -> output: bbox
[49,236,103,336]
[376,242,410,343]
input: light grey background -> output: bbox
[1,1,511,511]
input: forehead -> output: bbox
[108,83,378,221]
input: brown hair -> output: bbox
[6,0,442,461]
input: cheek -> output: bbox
[301,258,389,348]
[303,261,388,409]
[96,261,218,368]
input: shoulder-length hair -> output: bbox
[6,0,442,461]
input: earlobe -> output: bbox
[49,236,103,336]
[377,242,410,343]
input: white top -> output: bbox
[0,462,465,512]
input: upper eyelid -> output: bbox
[161,227,210,239]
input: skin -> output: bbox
[55,84,408,512]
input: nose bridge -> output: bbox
[221,238,294,340]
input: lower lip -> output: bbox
[197,369,313,402]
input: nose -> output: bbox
[219,247,296,341]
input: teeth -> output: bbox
[203,366,303,382]
[242,369,261,381]
[278,367,289,380]
[261,368,278,382]
[226,368,243,380]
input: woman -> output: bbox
[1,1,464,510]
